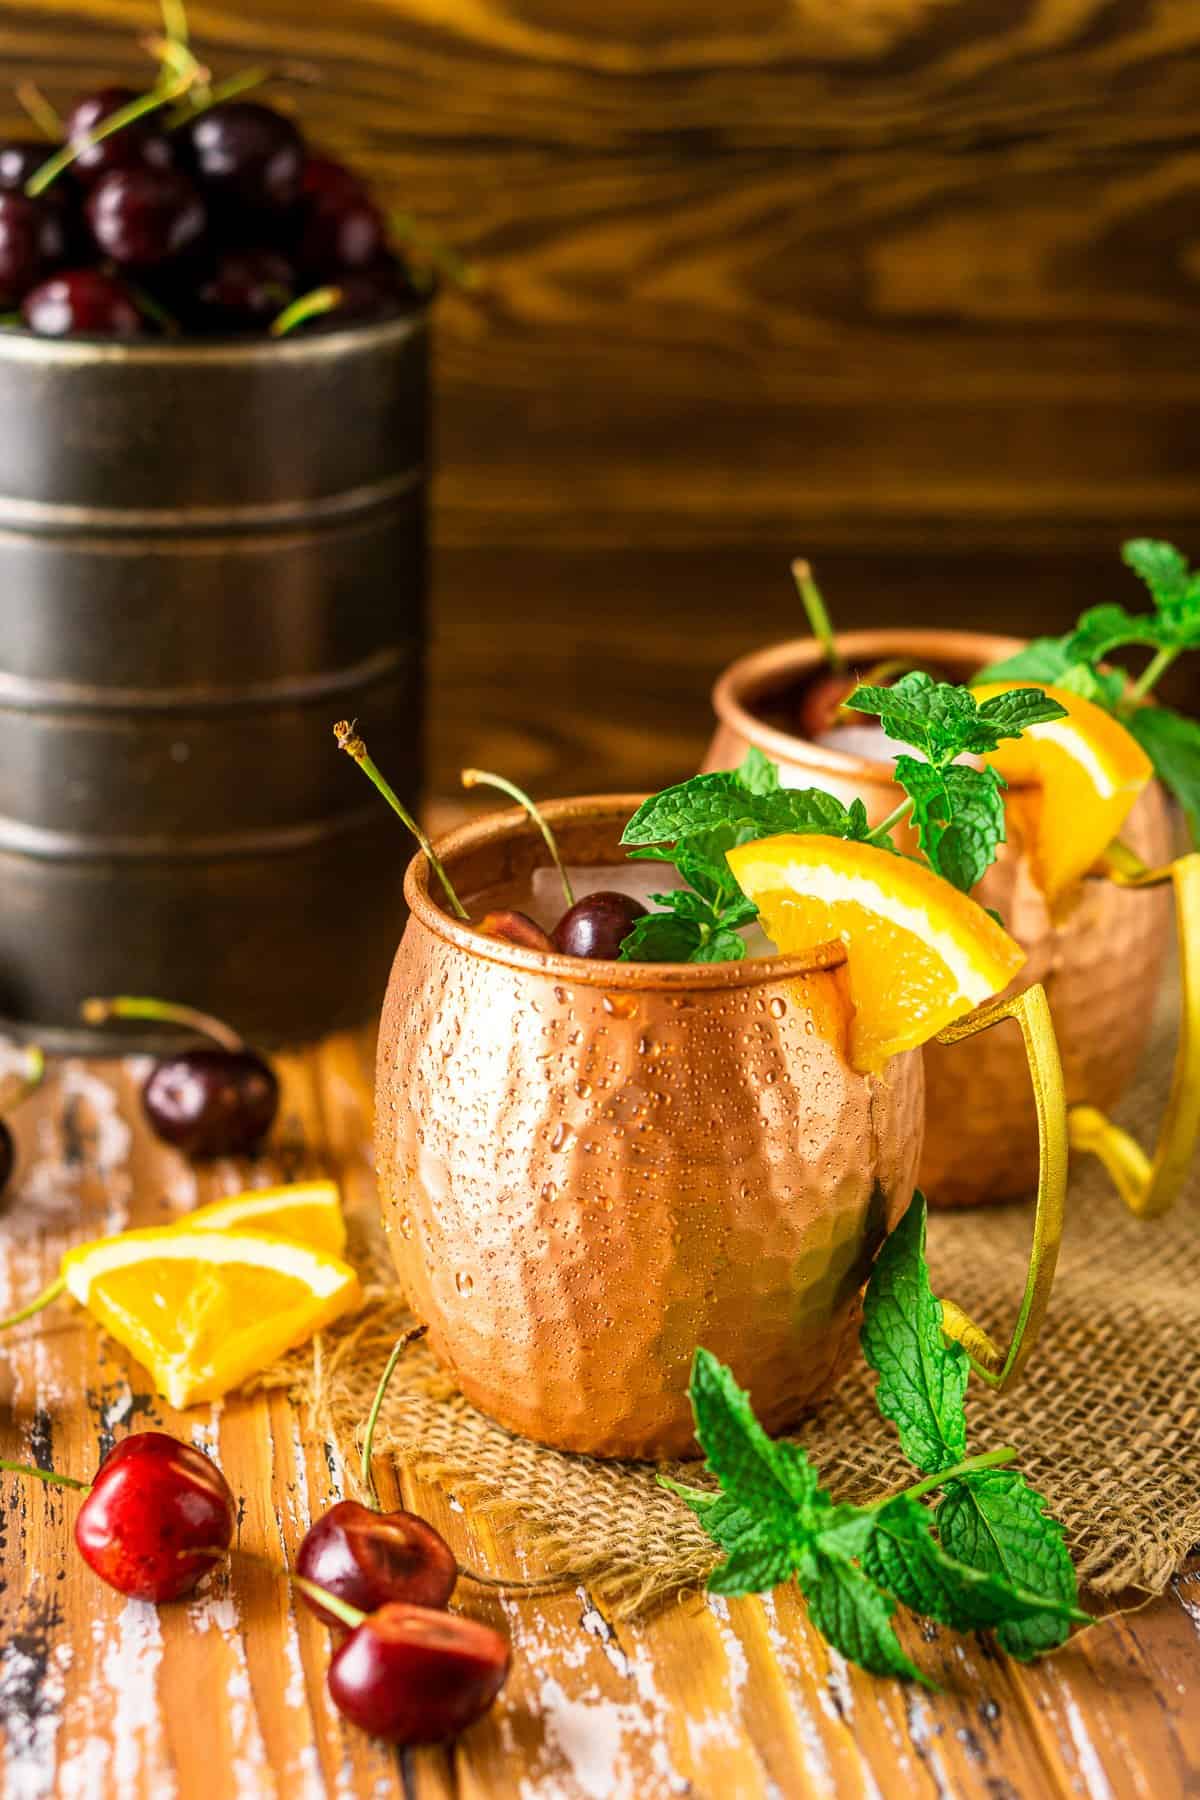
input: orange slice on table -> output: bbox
[184,1179,347,1254]
[61,1227,360,1410]
[972,681,1152,907]
[726,834,1025,1073]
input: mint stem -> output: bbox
[865,796,913,846]
[1121,645,1178,713]
[885,1446,1018,1506]
[791,559,844,672]
[361,1325,428,1510]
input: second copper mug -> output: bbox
[375,795,1067,1459]
[704,628,1200,1214]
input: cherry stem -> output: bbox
[456,1566,582,1594]
[127,282,180,336]
[15,82,62,140]
[334,722,470,922]
[269,286,342,338]
[0,1275,66,1333]
[80,996,244,1053]
[462,769,575,910]
[160,0,190,48]
[25,68,197,197]
[791,558,844,673]
[360,1325,428,1510]
[291,1572,366,1630]
[0,1045,45,1118]
[0,1457,89,1492]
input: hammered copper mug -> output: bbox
[375,795,1068,1459]
[704,629,1200,1216]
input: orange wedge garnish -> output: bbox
[972,682,1152,906]
[727,834,1025,1073]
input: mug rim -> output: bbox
[403,792,850,990]
[710,627,1028,788]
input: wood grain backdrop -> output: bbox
[1,0,1199,794]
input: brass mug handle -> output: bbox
[1067,843,1200,1221]
[933,983,1069,1391]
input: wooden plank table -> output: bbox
[0,1035,1197,1799]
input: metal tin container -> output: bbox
[703,629,1174,1207]
[0,311,429,1047]
[376,796,925,1459]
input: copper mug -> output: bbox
[375,795,1068,1459]
[704,629,1200,1216]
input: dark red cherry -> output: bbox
[185,102,305,215]
[796,670,858,740]
[296,1501,458,1628]
[21,269,145,336]
[85,166,206,268]
[297,193,386,276]
[300,155,367,208]
[0,191,67,302]
[553,891,648,960]
[141,1048,278,1158]
[327,1603,510,1744]
[196,246,295,329]
[65,88,174,186]
[74,1432,236,1602]
[475,909,555,953]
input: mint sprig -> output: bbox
[977,536,1200,843]
[848,673,1067,893]
[660,1197,1086,1682]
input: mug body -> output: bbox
[0,313,429,1047]
[375,797,923,1458]
[704,630,1173,1206]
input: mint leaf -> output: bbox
[974,638,1075,687]
[1125,705,1200,848]
[693,927,749,963]
[1065,603,1171,665]
[1121,540,1200,646]
[618,913,702,962]
[865,1495,1088,1635]
[690,1348,819,1521]
[936,1470,1078,1658]
[799,1554,928,1685]
[707,1539,798,1596]
[850,673,1066,764]
[894,758,1007,894]
[861,1194,968,1474]
[1054,661,1127,709]
[621,775,864,849]
[737,746,780,795]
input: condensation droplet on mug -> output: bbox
[550,1121,572,1152]
[575,1078,592,1099]
[769,996,786,1019]
[602,993,637,1019]
[541,1181,557,1203]
[398,1212,413,1239]
[455,1270,475,1297]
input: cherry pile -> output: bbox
[1,82,419,337]
[82,996,278,1157]
[334,724,649,961]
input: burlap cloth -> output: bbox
[279,976,1199,1618]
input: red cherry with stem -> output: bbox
[65,88,174,186]
[324,1598,510,1745]
[295,1326,575,1632]
[21,269,145,337]
[74,1432,236,1602]
[85,166,206,269]
[296,1501,458,1628]
[81,997,278,1158]
[553,892,647,960]
[196,247,295,329]
[185,102,305,215]
[300,156,368,208]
